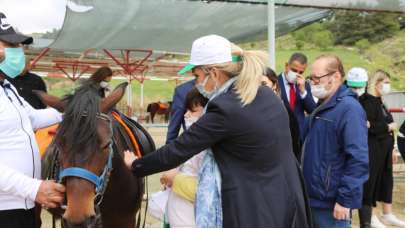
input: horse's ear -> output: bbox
[33,90,65,112]
[100,82,128,113]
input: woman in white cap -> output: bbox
[357,70,404,228]
[125,35,311,228]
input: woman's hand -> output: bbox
[393,147,400,164]
[160,169,179,188]
[388,122,398,132]
[124,150,138,169]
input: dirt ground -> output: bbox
[41,127,405,228]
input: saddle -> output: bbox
[158,102,169,110]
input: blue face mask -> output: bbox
[0,47,26,78]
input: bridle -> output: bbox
[56,112,114,210]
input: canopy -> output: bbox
[49,0,329,53]
[238,0,405,13]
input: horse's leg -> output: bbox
[151,112,154,124]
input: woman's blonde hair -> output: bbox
[205,44,269,106]
[368,70,390,96]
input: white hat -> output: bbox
[347,67,368,88]
[178,35,240,75]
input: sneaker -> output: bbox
[380,213,405,227]
[371,215,386,228]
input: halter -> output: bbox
[57,112,114,206]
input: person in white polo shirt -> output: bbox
[0,12,65,228]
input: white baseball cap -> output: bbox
[347,67,368,88]
[177,35,241,75]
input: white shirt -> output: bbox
[281,72,307,101]
[0,80,62,211]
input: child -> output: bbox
[160,88,208,228]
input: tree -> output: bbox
[355,39,370,54]
[328,10,400,45]
[312,31,334,50]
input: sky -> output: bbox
[1,0,67,34]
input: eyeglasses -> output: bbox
[308,71,336,84]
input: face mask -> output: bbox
[354,88,366,97]
[311,75,335,100]
[311,84,329,99]
[381,83,391,95]
[100,81,109,88]
[286,70,298,84]
[196,74,217,99]
[184,116,199,129]
[0,47,26,78]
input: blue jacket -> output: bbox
[302,85,369,209]
[166,79,195,144]
[278,74,316,138]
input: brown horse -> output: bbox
[37,82,155,228]
[146,101,172,123]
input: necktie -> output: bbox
[289,83,296,110]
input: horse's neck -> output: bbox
[100,151,143,227]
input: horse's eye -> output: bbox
[102,141,112,150]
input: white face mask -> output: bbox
[286,70,298,84]
[381,83,391,95]
[100,81,109,88]
[184,116,199,129]
[311,84,329,99]
[353,88,366,97]
[196,73,219,99]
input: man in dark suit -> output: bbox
[278,53,316,139]
[166,79,195,144]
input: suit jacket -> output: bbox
[132,85,312,228]
[278,74,316,138]
[166,79,195,144]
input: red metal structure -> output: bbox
[53,59,109,81]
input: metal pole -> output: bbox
[268,0,276,71]
[140,81,144,114]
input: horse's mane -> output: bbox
[54,82,102,164]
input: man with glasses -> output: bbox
[302,55,369,228]
[278,53,316,140]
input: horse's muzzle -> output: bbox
[62,215,102,228]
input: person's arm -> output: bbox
[166,87,186,144]
[336,105,369,209]
[0,163,42,202]
[362,99,389,136]
[132,101,228,177]
[302,81,317,114]
[172,174,197,202]
[23,99,62,130]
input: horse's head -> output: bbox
[38,82,128,227]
